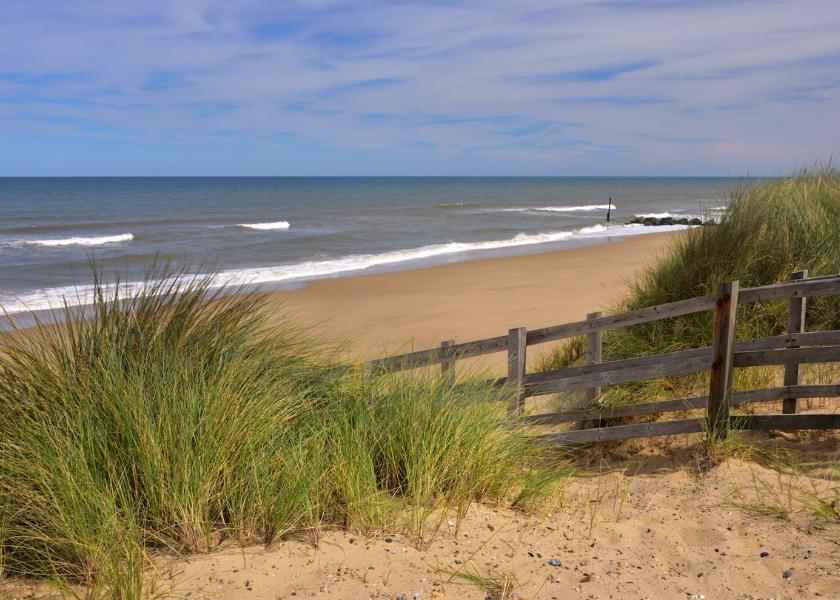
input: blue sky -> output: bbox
[0,0,838,176]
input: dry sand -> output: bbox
[140,450,840,600]
[266,232,673,363]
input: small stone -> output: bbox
[783,570,793,579]
[549,558,562,566]
[349,538,355,544]
[454,560,462,564]
[385,538,393,543]
[397,596,408,600]
[537,553,542,558]
[761,552,770,558]
[528,552,535,557]
[697,572,704,577]
[580,559,589,566]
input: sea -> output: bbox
[0,177,733,319]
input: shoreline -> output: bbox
[1,229,678,333]
[264,231,677,359]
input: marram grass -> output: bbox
[0,265,569,599]
[536,162,840,404]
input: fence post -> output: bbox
[441,339,456,387]
[582,312,603,429]
[783,270,808,414]
[507,327,527,415]
[707,280,739,445]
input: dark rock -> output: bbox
[631,216,645,224]
[385,538,393,543]
[661,217,674,225]
[537,553,542,558]
[528,551,535,557]
[783,569,793,579]
[349,538,355,544]
[549,558,562,566]
[761,552,770,558]
[454,560,462,564]
[678,218,689,225]
[644,221,653,226]
[689,218,702,225]
[397,595,408,600]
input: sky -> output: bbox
[1,0,838,176]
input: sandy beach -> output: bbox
[268,232,675,362]
[5,229,840,600]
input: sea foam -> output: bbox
[1,223,692,315]
[28,234,134,247]
[237,221,290,230]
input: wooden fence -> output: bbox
[357,271,840,446]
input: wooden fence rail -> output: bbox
[354,272,840,446]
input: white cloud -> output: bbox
[0,0,838,174]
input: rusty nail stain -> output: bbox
[723,294,730,301]
[717,299,723,307]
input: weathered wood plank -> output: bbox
[521,330,840,394]
[734,330,840,351]
[525,345,712,386]
[732,413,840,431]
[540,418,706,445]
[523,384,840,426]
[732,384,840,405]
[583,312,603,428]
[508,327,527,415]
[784,271,808,414]
[525,294,718,346]
[734,345,840,368]
[739,276,840,304]
[708,281,739,443]
[524,396,708,426]
[441,339,455,386]
[527,355,711,396]
[366,334,509,372]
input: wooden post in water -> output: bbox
[507,327,527,415]
[783,270,808,414]
[707,280,739,444]
[441,339,456,387]
[582,312,603,428]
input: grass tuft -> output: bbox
[0,263,570,598]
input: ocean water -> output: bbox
[0,177,732,315]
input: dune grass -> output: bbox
[535,162,840,405]
[0,265,569,599]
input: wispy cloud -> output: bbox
[0,0,838,175]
